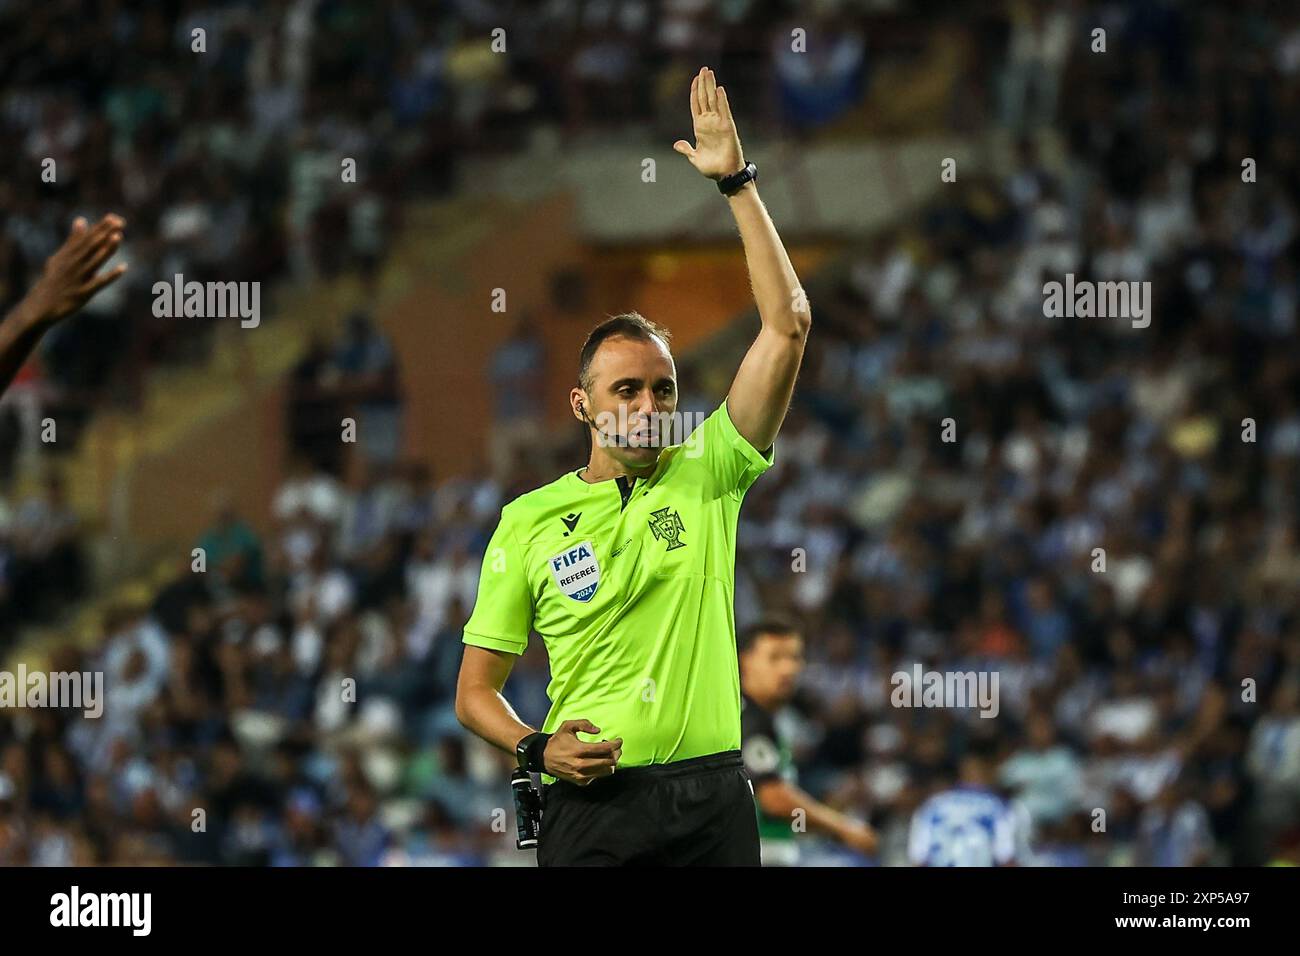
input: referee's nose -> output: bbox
[632,389,661,418]
[628,389,673,439]
[623,399,649,443]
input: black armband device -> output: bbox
[515,731,551,774]
[718,161,757,196]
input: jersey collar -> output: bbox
[570,454,666,508]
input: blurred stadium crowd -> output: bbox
[0,0,869,632]
[0,0,866,444]
[3,1,1300,865]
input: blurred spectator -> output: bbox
[487,313,546,480]
[0,475,86,638]
[197,493,265,594]
[333,311,402,467]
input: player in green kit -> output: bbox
[455,67,810,866]
[738,619,879,866]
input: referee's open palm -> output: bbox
[544,720,623,786]
[673,67,745,181]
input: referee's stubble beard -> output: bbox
[571,334,678,481]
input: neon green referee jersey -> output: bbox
[462,399,774,767]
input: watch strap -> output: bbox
[718,161,757,196]
[516,731,551,773]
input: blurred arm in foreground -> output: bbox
[0,214,127,393]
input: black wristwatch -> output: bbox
[516,731,552,773]
[718,161,757,196]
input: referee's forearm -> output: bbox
[454,682,535,754]
[726,181,808,337]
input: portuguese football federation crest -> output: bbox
[648,507,686,551]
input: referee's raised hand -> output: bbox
[672,66,744,181]
[544,720,623,786]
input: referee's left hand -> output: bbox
[544,719,623,786]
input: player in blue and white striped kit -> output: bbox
[909,747,1032,867]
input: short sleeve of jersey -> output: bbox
[462,509,533,655]
[740,698,783,786]
[689,399,775,497]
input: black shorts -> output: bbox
[537,750,761,867]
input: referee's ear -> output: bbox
[571,387,592,425]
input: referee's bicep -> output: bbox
[459,644,518,694]
[463,515,533,655]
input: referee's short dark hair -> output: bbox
[737,617,802,654]
[578,312,673,392]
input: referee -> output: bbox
[455,67,810,866]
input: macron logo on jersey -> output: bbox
[550,541,600,602]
